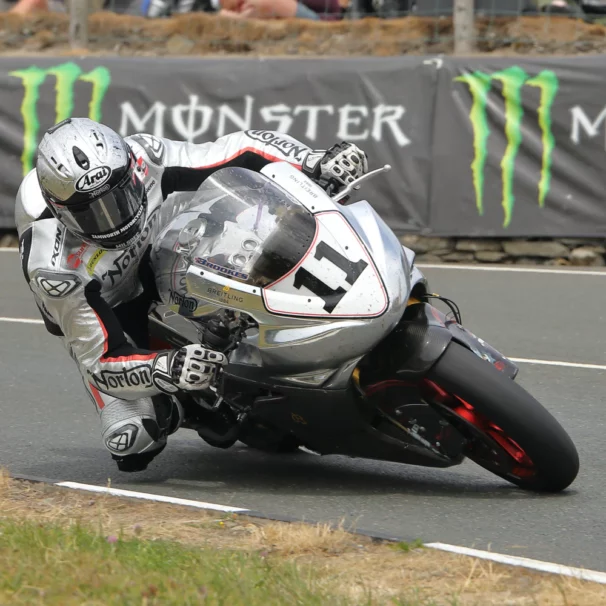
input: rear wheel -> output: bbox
[425,342,579,492]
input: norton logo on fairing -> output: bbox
[168,289,198,312]
[91,364,152,391]
[75,166,111,192]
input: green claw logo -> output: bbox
[455,66,559,228]
[10,62,111,176]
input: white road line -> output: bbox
[0,247,17,252]
[426,543,606,584]
[418,263,606,276]
[510,357,606,371]
[54,480,606,583]
[0,316,44,325]
[56,481,249,513]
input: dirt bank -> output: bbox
[0,12,605,56]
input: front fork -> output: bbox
[397,300,518,380]
[356,298,518,390]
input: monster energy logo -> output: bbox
[456,66,559,227]
[10,62,111,176]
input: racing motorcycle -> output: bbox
[148,161,579,493]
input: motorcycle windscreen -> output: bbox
[263,211,388,318]
[179,167,317,287]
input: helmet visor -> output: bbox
[52,171,145,244]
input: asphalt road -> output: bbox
[2,249,606,570]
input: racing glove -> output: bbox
[302,142,369,195]
[152,345,227,394]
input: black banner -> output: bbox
[1,55,606,236]
[0,57,431,233]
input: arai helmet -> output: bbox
[36,117,146,250]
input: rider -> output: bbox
[15,118,369,472]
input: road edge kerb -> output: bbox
[424,543,606,585]
[10,473,606,584]
[12,473,409,543]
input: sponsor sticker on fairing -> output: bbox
[194,257,249,281]
[168,289,198,313]
[206,286,244,305]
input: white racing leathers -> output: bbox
[15,130,315,461]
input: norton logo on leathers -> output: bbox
[102,210,158,286]
[75,166,112,192]
[91,364,152,391]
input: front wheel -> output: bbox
[425,342,579,492]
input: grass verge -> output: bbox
[0,470,605,605]
[0,520,342,605]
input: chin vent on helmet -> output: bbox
[72,146,90,170]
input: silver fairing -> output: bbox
[151,163,419,379]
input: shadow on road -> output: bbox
[22,438,579,503]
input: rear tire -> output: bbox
[426,342,579,492]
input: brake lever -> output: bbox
[208,364,224,394]
[331,164,392,205]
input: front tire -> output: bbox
[426,342,579,492]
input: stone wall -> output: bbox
[3,229,606,266]
[399,236,606,266]
[0,232,17,247]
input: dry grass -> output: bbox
[0,12,604,57]
[1,470,606,604]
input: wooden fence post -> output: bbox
[69,0,89,50]
[454,0,474,54]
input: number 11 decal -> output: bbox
[293,241,368,313]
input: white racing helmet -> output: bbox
[36,117,146,250]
